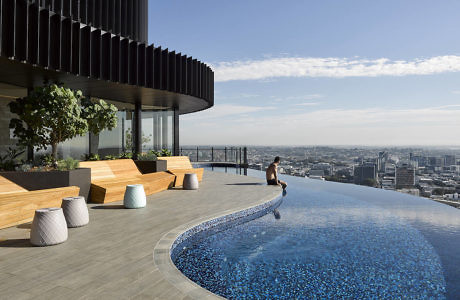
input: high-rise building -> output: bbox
[353,163,377,185]
[444,155,456,166]
[428,157,443,167]
[378,151,388,173]
[410,153,426,167]
[395,165,415,189]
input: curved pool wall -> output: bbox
[173,168,460,299]
[170,192,283,262]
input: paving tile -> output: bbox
[0,171,280,299]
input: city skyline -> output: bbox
[149,1,460,146]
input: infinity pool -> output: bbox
[173,169,460,299]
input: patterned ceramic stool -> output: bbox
[61,196,89,228]
[183,173,199,190]
[124,184,146,208]
[30,208,68,246]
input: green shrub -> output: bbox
[39,154,55,167]
[84,153,100,161]
[57,157,80,171]
[103,155,117,160]
[160,149,172,157]
[149,149,172,158]
[118,152,133,159]
[137,151,157,161]
[17,164,32,172]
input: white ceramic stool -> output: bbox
[61,196,89,228]
[183,173,199,190]
[30,208,68,246]
[124,184,146,209]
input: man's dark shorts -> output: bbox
[267,179,279,185]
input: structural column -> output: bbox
[133,102,142,159]
[26,88,34,162]
[161,112,168,149]
[173,109,179,156]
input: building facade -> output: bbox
[353,163,377,185]
[395,165,415,189]
[0,0,213,159]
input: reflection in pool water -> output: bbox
[174,169,460,299]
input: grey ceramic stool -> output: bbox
[30,208,68,246]
[61,196,89,228]
[183,173,199,190]
[124,184,147,208]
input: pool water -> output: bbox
[173,169,460,299]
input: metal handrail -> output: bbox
[179,146,248,166]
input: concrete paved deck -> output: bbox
[0,171,281,299]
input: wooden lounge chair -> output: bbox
[79,159,175,204]
[0,176,80,229]
[157,156,204,187]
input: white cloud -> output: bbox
[181,104,275,120]
[274,94,324,102]
[180,105,460,145]
[211,55,460,82]
[294,102,320,107]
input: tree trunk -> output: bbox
[51,143,58,168]
[89,133,100,155]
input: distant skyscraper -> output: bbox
[428,157,443,167]
[395,165,415,189]
[354,163,377,185]
[444,155,456,166]
[410,154,426,168]
[378,151,388,173]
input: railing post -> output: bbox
[225,147,227,162]
[196,146,199,162]
[180,147,182,156]
[239,147,242,165]
[243,147,248,166]
[211,147,214,162]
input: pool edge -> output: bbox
[153,189,283,299]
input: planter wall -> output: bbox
[0,168,91,202]
[134,160,167,174]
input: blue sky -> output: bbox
[149,1,460,146]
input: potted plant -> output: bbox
[5,83,118,201]
[0,156,91,201]
[134,149,170,174]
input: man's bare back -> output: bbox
[266,162,277,182]
[266,157,287,190]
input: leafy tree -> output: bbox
[125,129,152,151]
[81,97,118,135]
[0,147,25,171]
[362,178,378,187]
[8,84,88,163]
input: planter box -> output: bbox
[134,160,167,174]
[0,168,91,202]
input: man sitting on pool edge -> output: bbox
[266,156,287,190]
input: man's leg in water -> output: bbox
[279,180,287,190]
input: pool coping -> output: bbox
[153,190,283,299]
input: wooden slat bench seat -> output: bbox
[79,159,175,203]
[0,176,80,229]
[157,156,204,187]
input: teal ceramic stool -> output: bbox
[123,184,146,209]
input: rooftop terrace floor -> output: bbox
[0,171,281,299]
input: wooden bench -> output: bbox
[79,159,175,204]
[157,156,204,187]
[0,176,80,229]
